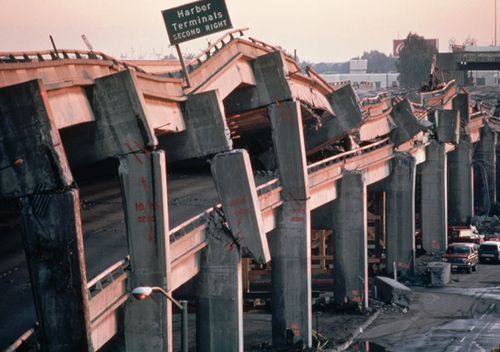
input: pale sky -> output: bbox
[0,0,495,62]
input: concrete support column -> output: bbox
[119,151,172,352]
[420,140,448,253]
[448,138,473,225]
[0,79,92,351]
[199,149,270,351]
[268,100,312,348]
[197,217,243,352]
[332,172,368,310]
[474,124,496,213]
[20,190,93,351]
[385,153,416,277]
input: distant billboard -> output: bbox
[393,38,439,57]
[162,0,233,45]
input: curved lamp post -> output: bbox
[131,286,188,352]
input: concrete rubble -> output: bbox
[427,262,451,287]
[374,276,412,308]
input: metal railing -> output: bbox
[307,138,390,174]
[0,49,146,73]
[187,28,248,69]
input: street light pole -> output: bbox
[496,0,498,46]
[131,286,188,352]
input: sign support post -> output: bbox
[161,0,232,89]
[175,43,192,88]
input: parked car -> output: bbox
[442,242,479,273]
[483,233,500,242]
[479,241,500,264]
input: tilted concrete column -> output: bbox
[474,124,496,212]
[199,149,270,351]
[196,214,243,352]
[0,80,93,351]
[332,172,368,310]
[268,100,312,348]
[420,140,448,253]
[385,153,416,277]
[210,150,270,263]
[448,137,473,225]
[119,151,172,352]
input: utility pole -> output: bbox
[496,0,498,46]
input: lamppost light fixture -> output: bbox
[131,286,153,301]
[130,286,188,352]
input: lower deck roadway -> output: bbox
[0,171,223,347]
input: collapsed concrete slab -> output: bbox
[427,262,451,287]
[305,84,363,152]
[374,276,412,308]
[224,51,292,115]
[162,89,232,161]
[433,109,460,144]
[389,99,431,146]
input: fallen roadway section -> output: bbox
[0,30,496,351]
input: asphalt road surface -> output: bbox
[360,263,500,352]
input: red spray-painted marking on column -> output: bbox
[147,222,154,242]
[124,142,143,164]
[140,176,148,193]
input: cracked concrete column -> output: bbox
[448,137,473,225]
[268,100,312,348]
[385,153,416,277]
[86,69,174,352]
[332,171,368,310]
[119,151,172,352]
[420,140,448,253]
[0,79,93,351]
[196,214,243,352]
[474,124,496,213]
[200,149,270,351]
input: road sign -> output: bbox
[162,0,233,45]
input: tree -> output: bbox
[361,50,396,73]
[397,33,438,89]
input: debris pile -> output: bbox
[471,215,500,234]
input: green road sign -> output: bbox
[162,0,233,45]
